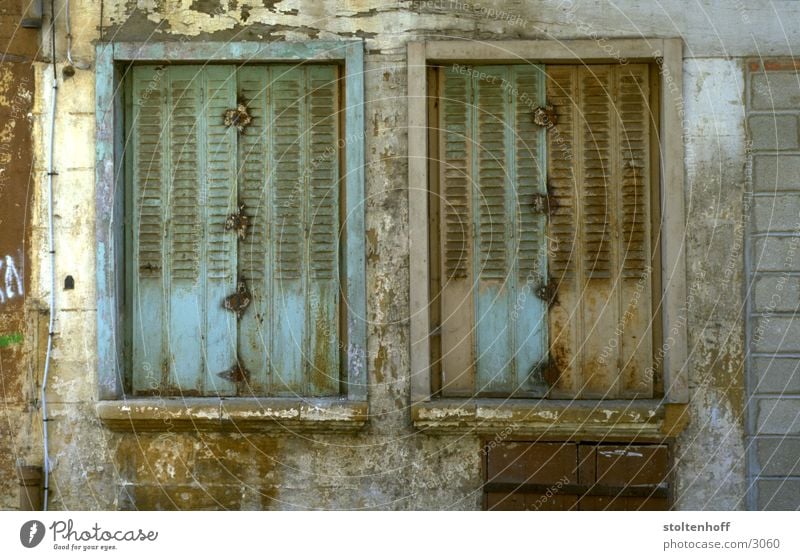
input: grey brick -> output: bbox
[756,438,800,476]
[753,195,800,232]
[753,275,800,312]
[756,399,800,434]
[754,155,800,191]
[753,237,800,272]
[756,478,800,510]
[752,317,800,353]
[752,357,800,394]
[749,115,799,151]
[752,73,800,110]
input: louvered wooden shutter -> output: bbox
[237,65,340,396]
[545,64,654,399]
[130,65,238,395]
[130,64,339,396]
[439,65,548,396]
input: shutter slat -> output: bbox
[578,66,618,397]
[474,67,514,394]
[131,65,167,394]
[270,67,307,395]
[616,65,653,397]
[202,65,238,396]
[440,65,548,396]
[440,67,475,395]
[546,65,581,396]
[237,66,271,394]
[167,67,207,393]
[512,65,548,395]
[306,65,340,395]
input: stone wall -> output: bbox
[3,0,799,510]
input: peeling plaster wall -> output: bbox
[674,59,748,510]
[12,0,798,509]
[0,0,40,510]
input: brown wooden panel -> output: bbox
[487,442,578,484]
[579,496,668,511]
[595,444,668,485]
[526,493,578,511]
[486,491,526,511]
[484,442,669,511]
[487,492,578,511]
[577,442,596,484]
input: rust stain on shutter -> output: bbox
[223,279,252,319]
[225,203,249,241]
[546,64,654,399]
[546,65,580,395]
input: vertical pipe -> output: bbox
[41,0,59,512]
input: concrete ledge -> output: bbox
[97,398,369,434]
[412,400,689,440]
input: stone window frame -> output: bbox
[94,41,367,433]
[407,39,689,437]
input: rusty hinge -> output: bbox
[223,102,252,133]
[531,182,559,216]
[225,203,249,241]
[542,361,561,387]
[217,362,250,384]
[536,280,559,307]
[223,279,252,319]
[531,103,557,128]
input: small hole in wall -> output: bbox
[64,275,74,290]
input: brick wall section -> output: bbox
[747,59,800,510]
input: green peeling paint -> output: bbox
[0,332,23,348]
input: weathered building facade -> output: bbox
[1,0,799,510]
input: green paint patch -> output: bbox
[0,332,23,348]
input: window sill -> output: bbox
[411,399,689,440]
[96,398,369,434]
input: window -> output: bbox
[409,40,688,406]
[430,62,659,399]
[96,42,366,418]
[126,64,341,397]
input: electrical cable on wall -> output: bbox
[41,0,59,512]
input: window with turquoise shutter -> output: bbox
[431,63,660,399]
[125,64,342,397]
[434,65,549,397]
